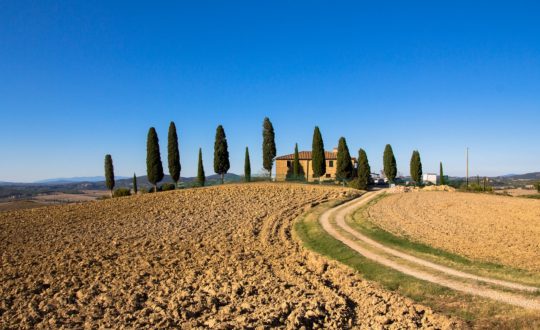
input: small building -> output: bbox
[275,148,357,182]
[422,173,437,185]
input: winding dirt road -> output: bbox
[319,190,540,310]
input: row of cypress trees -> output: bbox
[104,118,442,196]
[104,117,277,194]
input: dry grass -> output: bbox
[0,183,456,329]
[0,200,48,212]
[368,191,540,272]
[494,188,539,197]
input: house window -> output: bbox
[329,161,334,168]
[326,174,331,178]
[287,161,292,168]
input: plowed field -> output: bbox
[368,192,540,272]
[1,184,456,329]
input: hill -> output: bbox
[497,172,540,180]
[0,174,242,200]
[0,184,453,328]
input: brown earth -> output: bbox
[0,183,458,329]
[368,191,540,272]
[32,190,109,203]
[1,191,109,212]
[0,200,48,212]
[494,188,539,197]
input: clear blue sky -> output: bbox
[1,1,539,182]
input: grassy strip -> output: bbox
[349,194,540,288]
[294,199,540,329]
[522,194,540,199]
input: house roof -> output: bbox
[275,151,357,161]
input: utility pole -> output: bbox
[466,147,469,189]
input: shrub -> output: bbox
[535,182,540,193]
[348,178,367,190]
[161,183,176,191]
[461,182,493,192]
[113,188,131,198]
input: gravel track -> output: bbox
[320,190,540,311]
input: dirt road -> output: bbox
[319,190,540,310]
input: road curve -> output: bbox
[319,190,540,310]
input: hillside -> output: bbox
[0,184,455,328]
[0,174,242,199]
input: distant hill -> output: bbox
[0,173,243,200]
[496,172,540,180]
[114,173,242,189]
[34,176,129,184]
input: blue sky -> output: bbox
[1,1,539,182]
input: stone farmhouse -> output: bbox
[275,148,357,182]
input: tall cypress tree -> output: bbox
[311,126,326,181]
[336,137,353,183]
[214,125,230,184]
[357,149,371,190]
[244,147,251,182]
[262,117,276,178]
[104,154,115,198]
[168,121,181,187]
[383,144,397,183]
[197,148,205,187]
[440,162,445,185]
[410,150,423,185]
[293,143,302,180]
[133,173,138,194]
[147,127,164,192]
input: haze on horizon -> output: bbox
[1,2,539,183]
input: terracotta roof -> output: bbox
[275,151,357,161]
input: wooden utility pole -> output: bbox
[466,147,469,189]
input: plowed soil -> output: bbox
[368,192,540,272]
[1,184,456,329]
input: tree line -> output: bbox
[104,117,444,197]
[104,117,277,196]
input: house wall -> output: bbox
[275,159,353,182]
[422,174,438,185]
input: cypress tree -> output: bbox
[104,154,115,198]
[410,150,423,185]
[383,144,397,183]
[440,162,445,185]
[147,127,164,192]
[214,125,230,184]
[244,147,251,182]
[197,148,205,187]
[311,126,326,181]
[168,121,181,187]
[262,117,276,178]
[133,173,138,194]
[293,143,301,180]
[357,148,371,190]
[336,137,353,183]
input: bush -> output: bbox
[161,183,176,191]
[535,182,540,193]
[113,188,131,198]
[460,182,493,192]
[347,178,367,190]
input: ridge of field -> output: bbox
[0,183,456,328]
[367,192,540,273]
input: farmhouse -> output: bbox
[275,148,357,182]
[422,173,438,185]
